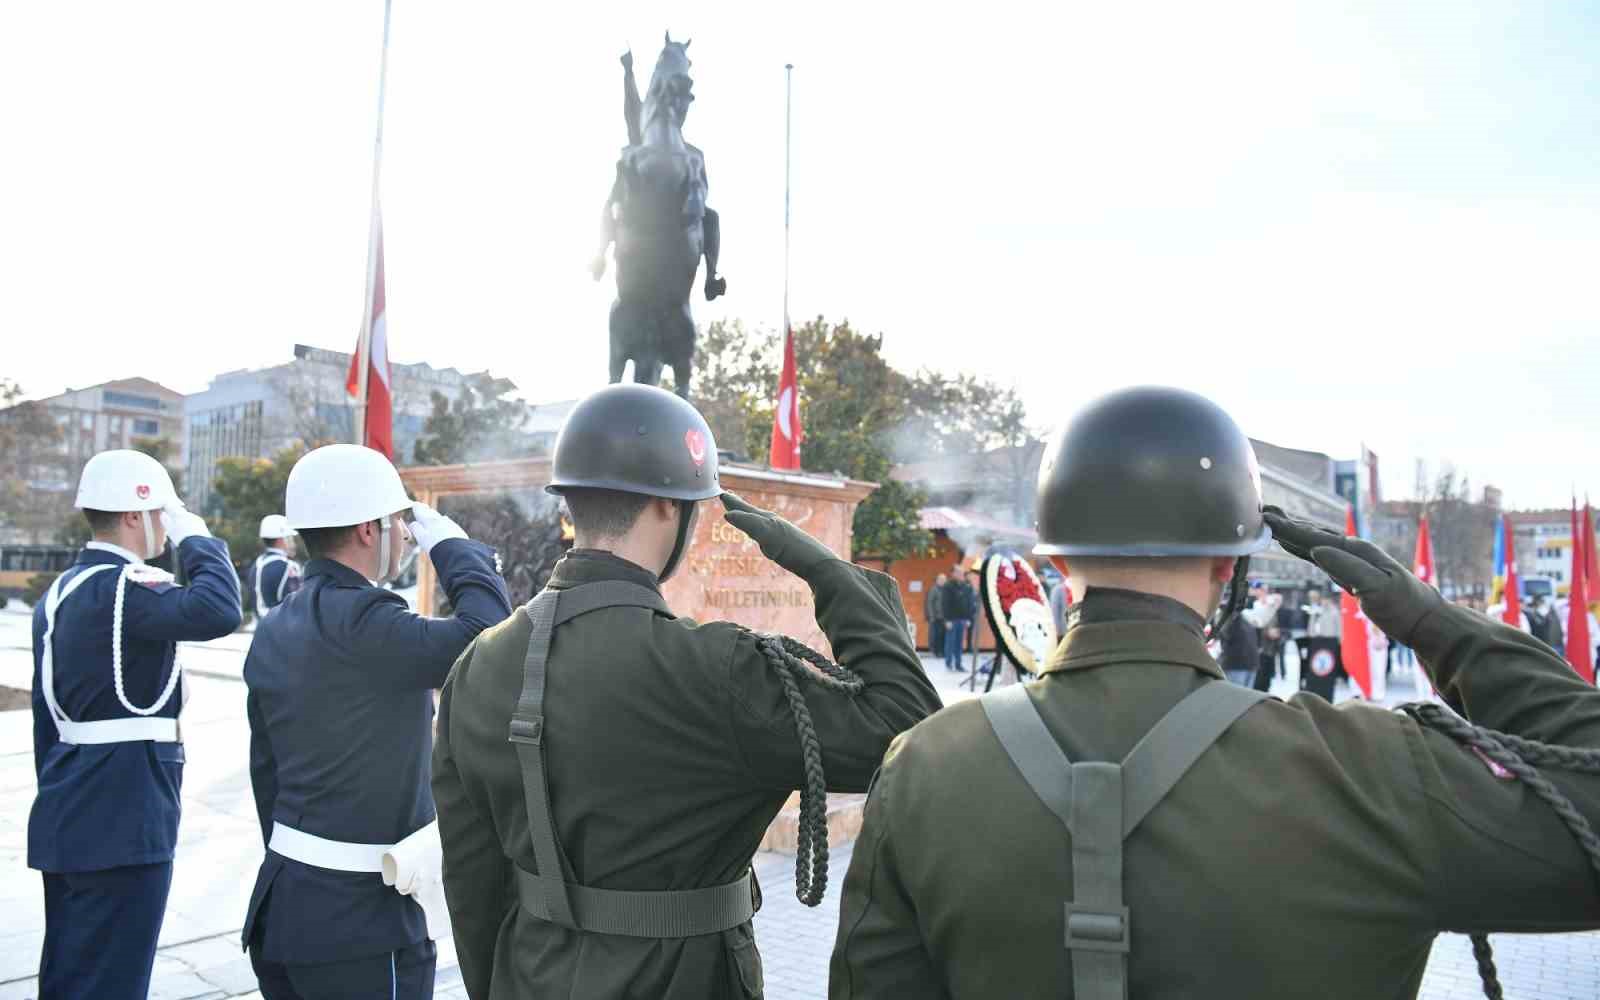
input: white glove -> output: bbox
[160,505,211,544]
[408,502,467,554]
[382,821,450,941]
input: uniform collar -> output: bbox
[84,540,143,565]
[1039,586,1222,680]
[304,557,375,588]
[548,549,661,593]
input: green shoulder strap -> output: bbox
[508,581,758,938]
[981,680,1267,998]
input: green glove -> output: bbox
[1262,505,1445,645]
[720,492,839,580]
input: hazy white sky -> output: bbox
[2,2,1596,508]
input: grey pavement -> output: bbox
[3,603,1598,998]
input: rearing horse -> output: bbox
[591,33,726,398]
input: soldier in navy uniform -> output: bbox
[30,449,242,1000]
[242,444,512,1000]
[248,513,302,618]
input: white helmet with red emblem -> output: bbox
[75,449,180,512]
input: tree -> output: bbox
[1378,463,1495,600]
[209,445,306,577]
[688,317,935,563]
[0,378,71,543]
[902,373,1044,525]
[412,374,542,466]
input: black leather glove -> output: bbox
[1263,505,1445,645]
[720,492,839,580]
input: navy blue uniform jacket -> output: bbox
[249,553,301,613]
[29,537,242,873]
[243,538,511,964]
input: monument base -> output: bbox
[399,458,880,848]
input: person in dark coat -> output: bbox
[432,386,941,1000]
[247,513,302,619]
[925,572,947,656]
[942,568,978,671]
[30,450,241,1000]
[242,444,511,1000]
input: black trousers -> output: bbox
[39,862,173,1000]
[251,938,437,1000]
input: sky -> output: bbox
[2,2,1596,509]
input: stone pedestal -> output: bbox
[399,460,876,642]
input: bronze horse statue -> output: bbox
[591,34,726,398]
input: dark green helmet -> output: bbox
[1034,386,1269,557]
[547,384,721,501]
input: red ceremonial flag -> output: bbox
[1411,514,1437,699]
[1568,499,1594,682]
[1583,498,1599,611]
[1339,506,1373,699]
[1413,514,1436,588]
[346,212,393,459]
[1502,516,1521,628]
[768,327,802,471]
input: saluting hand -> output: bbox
[160,504,211,544]
[1263,506,1444,645]
[720,492,839,580]
[409,502,468,554]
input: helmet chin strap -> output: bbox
[374,517,394,586]
[140,511,159,562]
[1207,556,1253,639]
[658,500,694,582]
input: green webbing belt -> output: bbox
[981,680,1267,999]
[508,581,757,938]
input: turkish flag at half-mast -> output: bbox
[769,328,802,471]
[1502,515,1522,628]
[346,210,393,459]
[1339,506,1373,699]
[1567,499,1594,683]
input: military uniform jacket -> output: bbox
[242,539,511,964]
[249,550,302,614]
[29,537,242,873]
[434,549,942,1000]
[831,587,1600,999]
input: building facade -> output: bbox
[183,344,477,512]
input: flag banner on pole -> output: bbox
[346,214,393,459]
[1339,506,1374,700]
[769,327,802,470]
[1412,515,1437,699]
[1583,498,1599,616]
[1568,499,1594,683]
[1502,515,1522,629]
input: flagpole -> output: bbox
[783,62,792,337]
[354,0,392,446]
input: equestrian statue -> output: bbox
[591,33,727,398]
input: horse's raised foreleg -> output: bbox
[702,208,726,301]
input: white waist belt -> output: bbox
[270,821,394,873]
[58,717,180,745]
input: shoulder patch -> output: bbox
[126,565,176,590]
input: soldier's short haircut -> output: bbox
[563,487,653,540]
[297,524,360,560]
[82,509,124,534]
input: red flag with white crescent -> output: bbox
[346,211,393,459]
[1502,515,1522,628]
[769,327,802,471]
[1568,498,1594,683]
[1412,515,1437,698]
[1339,506,1373,699]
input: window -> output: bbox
[103,391,164,411]
[132,418,159,436]
[80,413,93,431]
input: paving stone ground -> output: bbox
[2,605,1597,998]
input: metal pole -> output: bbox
[354,0,392,446]
[783,63,793,336]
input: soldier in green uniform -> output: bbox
[434,384,941,1000]
[830,386,1600,999]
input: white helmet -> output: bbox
[75,450,179,512]
[285,444,411,530]
[258,514,296,539]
